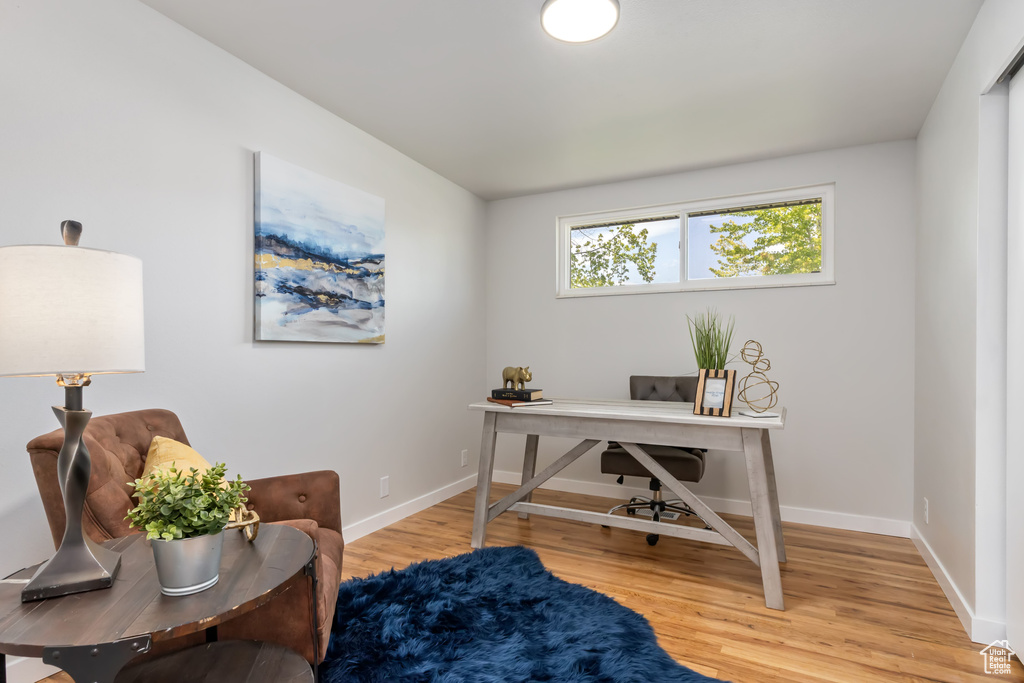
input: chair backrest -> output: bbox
[27,408,189,547]
[629,375,698,402]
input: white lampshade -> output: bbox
[0,245,145,378]
[541,0,619,43]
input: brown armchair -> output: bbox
[27,408,344,666]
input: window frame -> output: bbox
[555,183,835,298]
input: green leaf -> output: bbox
[570,223,658,289]
[708,204,821,277]
[124,461,251,540]
[687,308,735,370]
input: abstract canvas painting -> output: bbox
[255,152,385,343]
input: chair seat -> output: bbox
[600,445,705,482]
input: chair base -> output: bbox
[608,497,694,519]
[606,485,712,544]
[608,496,709,526]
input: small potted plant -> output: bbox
[687,307,738,417]
[126,463,249,596]
[687,307,734,370]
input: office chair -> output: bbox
[601,375,709,545]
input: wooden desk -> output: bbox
[469,398,788,610]
[0,524,315,683]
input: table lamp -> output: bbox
[0,221,144,602]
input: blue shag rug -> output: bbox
[321,545,720,683]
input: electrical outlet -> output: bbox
[923,497,929,524]
[380,475,389,498]
[461,449,468,467]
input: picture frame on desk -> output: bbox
[694,369,736,417]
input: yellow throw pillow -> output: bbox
[142,436,212,479]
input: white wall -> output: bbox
[1006,67,1024,655]
[0,0,487,579]
[913,0,1024,643]
[485,141,916,534]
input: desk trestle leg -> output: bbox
[519,435,539,519]
[760,428,786,563]
[471,412,498,549]
[622,439,786,611]
[741,428,785,610]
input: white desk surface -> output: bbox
[469,397,786,430]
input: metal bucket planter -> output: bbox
[151,531,224,596]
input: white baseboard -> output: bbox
[493,470,911,538]
[5,656,61,683]
[341,473,477,542]
[972,616,1008,646]
[910,524,1006,645]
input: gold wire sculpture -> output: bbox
[225,505,260,542]
[737,340,780,413]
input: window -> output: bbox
[556,184,834,297]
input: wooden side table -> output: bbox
[0,524,316,683]
[116,641,312,682]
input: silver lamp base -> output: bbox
[22,403,122,602]
[22,540,121,602]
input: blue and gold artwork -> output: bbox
[255,152,385,343]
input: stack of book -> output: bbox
[487,388,552,407]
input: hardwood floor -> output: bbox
[37,484,1023,682]
[340,485,1021,683]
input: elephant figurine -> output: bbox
[502,366,533,390]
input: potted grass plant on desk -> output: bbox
[126,463,249,596]
[688,307,737,417]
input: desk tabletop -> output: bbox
[469,398,786,430]
[0,524,314,657]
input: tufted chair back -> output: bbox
[28,408,188,547]
[629,375,698,403]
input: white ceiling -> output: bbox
[139,0,983,200]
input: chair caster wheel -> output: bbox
[646,534,659,546]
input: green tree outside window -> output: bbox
[570,223,658,288]
[707,203,821,277]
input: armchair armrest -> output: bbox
[244,470,342,534]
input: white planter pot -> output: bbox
[151,531,224,596]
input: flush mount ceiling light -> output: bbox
[541,0,620,43]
